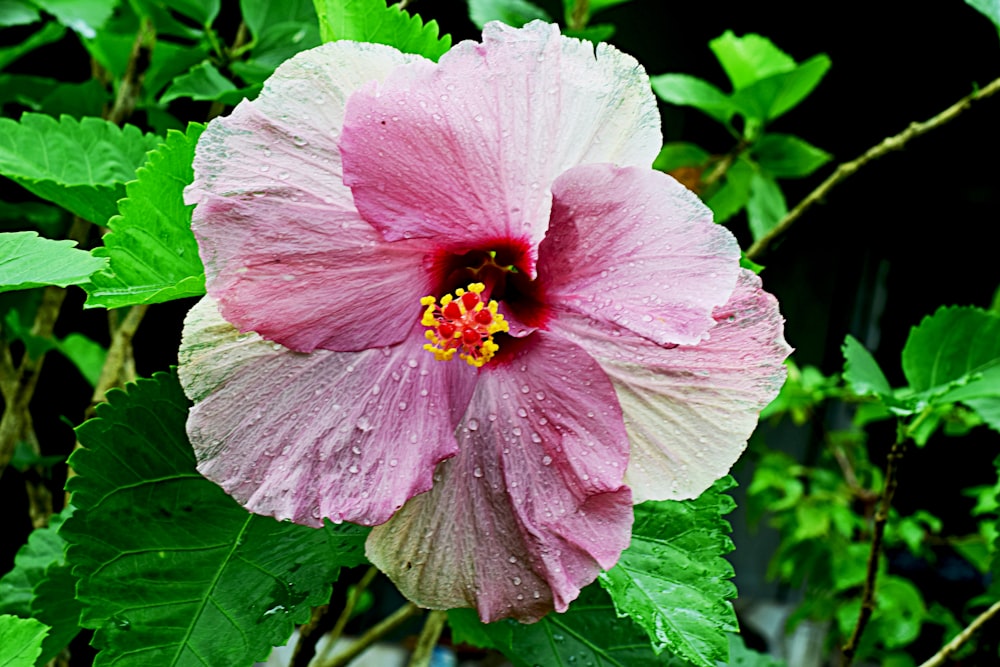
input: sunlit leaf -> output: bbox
[709,31,795,90]
[63,372,370,666]
[753,133,831,178]
[0,0,40,27]
[966,0,1000,30]
[84,123,206,308]
[314,0,451,61]
[731,55,831,123]
[650,73,734,123]
[160,61,257,105]
[468,0,551,29]
[0,231,107,293]
[0,615,48,667]
[32,0,117,39]
[746,170,787,240]
[599,477,738,666]
[842,335,892,398]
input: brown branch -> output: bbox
[840,438,908,666]
[918,599,1000,667]
[319,602,423,667]
[407,610,448,667]
[746,75,1000,261]
[107,18,154,126]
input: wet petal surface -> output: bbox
[366,332,633,622]
[178,298,477,527]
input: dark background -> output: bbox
[3,0,1000,659]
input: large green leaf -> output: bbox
[0,114,159,224]
[599,477,738,666]
[313,0,451,61]
[0,231,107,293]
[62,372,369,666]
[901,306,1000,429]
[0,1,41,27]
[448,586,676,666]
[0,615,48,667]
[731,55,831,123]
[31,0,117,38]
[159,62,257,105]
[166,0,220,26]
[468,0,551,29]
[650,73,734,124]
[966,0,1000,30]
[84,123,206,308]
[753,133,831,179]
[708,31,795,91]
[30,563,83,665]
[0,508,72,619]
[235,0,321,83]
[842,335,892,398]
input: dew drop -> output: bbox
[473,466,484,478]
[541,454,552,466]
[467,418,480,431]
[348,464,359,474]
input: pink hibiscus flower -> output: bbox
[178,21,790,623]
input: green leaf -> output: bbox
[650,73,734,123]
[63,371,369,667]
[0,1,41,27]
[0,508,73,619]
[468,0,551,29]
[653,142,710,174]
[56,333,106,387]
[32,0,117,38]
[236,0,321,83]
[448,585,673,666]
[0,231,107,293]
[313,0,451,61]
[0,615,49,667]
[706,156,753,223]
[84,123,206,308]
[166,0,220,25]
[599,477,738,666]
[0,199,64,236]
[746,170,787,241]
[727,633,785,666]
[563,23,615,44]
[0,22,66,70]
[842,335,892,398]
[241,0,317,38]
[901,306,1000,429]
[708,31,795,90]
[731,55,831,123]
[31,563,83,664]
[0,114,159,224]
[159,61,254,105]
[966,0,1000,30]
[753,133,831,178]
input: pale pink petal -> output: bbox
[177,297,477,527]
[188,41,433,352]
[538,163,741,346]
[366,332,633,622]
[340,21,661,272]
[548,270,790,502]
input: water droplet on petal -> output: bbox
[467,418,480,431]
[473,466,483,478]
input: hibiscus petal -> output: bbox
[340,21,661,271]
[188,41,433,352]
[549,270,790,502]
[539,163,741,346]
[177,297,477,527]
[366,332,633,623]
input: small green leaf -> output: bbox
[167,0,220,25]
[966,0,1000,30]
[746,170,787,241]
[468,0,551,29]
[56,333,106,387]
[0,0,41,27]
[901,306,1000,430]
[314,0,451,61]
[236,0,321,83]
[0,114,160,224]
[706,156,753,223]
[708,31,795,90]
[563,23,615,44]
[32,0,117,38]
[63,372,369,667]
[731,55,831,123]
[0,231,107,293]
[753,133,831,178]
[653,142,710,174]
[448,585,674,666]
[599,477,738,666]
[159,61,256,105]
[31,563,83,664]
[84,123,206,308]
[0,22,66,70]
[650,73,734,123]
[727,633,785,666]
[842,335,892,398]
[0,615,49,667]
[0,507,73,619]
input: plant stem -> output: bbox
[308,566,380,667]
[918,599,1000,667]
[407,610,448,667]
[108,18,154,126]
[840,436,908,666]
[746,75,1000,261]
[568,0,589,30]
[319,602,422,667]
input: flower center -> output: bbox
[420,282,509,367]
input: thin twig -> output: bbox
[319,603,422,667]
[840,438,908,666]
[407,610,448,667]
[107,18,154,126]
[568,0,590,30]
[918,599,1000,667]
[746,75,1000,261]
[304,566,379,667]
